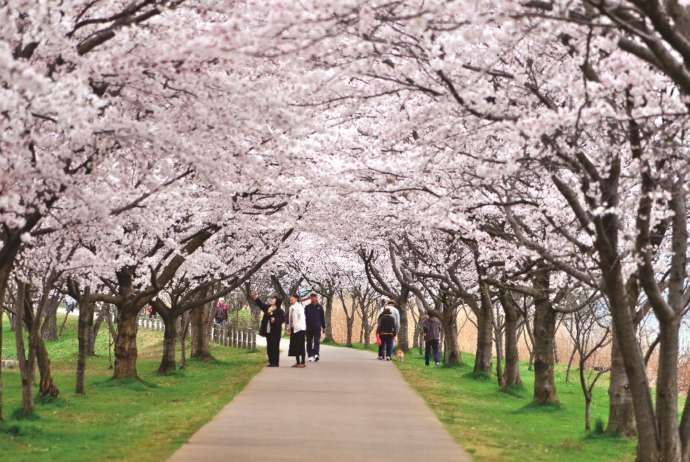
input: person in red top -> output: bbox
[214,298,228,324]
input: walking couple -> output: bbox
[376,301,400,361]
[251,292,326,368]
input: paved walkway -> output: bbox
[168,342,472,462]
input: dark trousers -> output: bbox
[267,333,281,366]
[306,330,321,357]
[425,339,441,365]
[378,337,396,358]
[381,335,394,358]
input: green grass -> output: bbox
[334,342,636,462]
[396,350,636,462]
[0,317,264,462]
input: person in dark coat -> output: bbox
[304,293,326,362]
[421,311,442,366]
[251,292,285,367]
[377,307,397,361]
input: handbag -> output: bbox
[376,333,382,346]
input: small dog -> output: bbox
[395,349,405,361]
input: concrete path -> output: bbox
[168,343,472,462]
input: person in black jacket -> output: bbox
[304,293,326,362]
[377,307,397,361]
[251,292,285,367]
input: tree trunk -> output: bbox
[113,308,139,379]
[503,312,521,389]
[89,306,106,356]
[41,301,59,341]
[531,267,558,405]
[191,303,213,360]
[35,336,58,398]
[585,397,592,432]
[473,282,493,375]
[76,297,96,392]
[597,235,659,462]
[20,292,59,399]
[14,283,33,416]
[499,289,522,389]
[565,345,577,384]
[179,313,190,369]
[495,322,503,387]
[397,293,410,352]
[159,314,178,374]
[0,271,4,422]
[58,309,70,337]
[412,321,421,351]
[363,320,372,347]
[442,307,461,366]
[0,262,14,421]
[656,320,681,462]
[324,294,334,342]
[607,333,636,435]
[346,317,354,347]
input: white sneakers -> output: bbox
[308,356,314,362]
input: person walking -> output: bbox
[304,293,326,362]
[377,301,400,358]
[214,297,228,325]
[251,293,285,367]
[421,311,442,366]
[287,294,307,368]
[377,307,397,361]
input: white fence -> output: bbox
[137,316,256,351]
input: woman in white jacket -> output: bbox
[287,294,307,368]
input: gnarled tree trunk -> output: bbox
[499,290,522,390]
[35,336,58,398]
[442,306,461,366]
[607,333,636,435]
[14,282,33,416]
[179,313,191,369]
[159,314,178,374]
[191,303,213,360]
[41,300,59,341]
[396,292,410,351]
[531,267,558,404]
[113,308,139,379]
[76,297,96,392]
[473,281,493,375]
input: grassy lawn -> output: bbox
[333,341,636,462]
[0,318,264,462]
